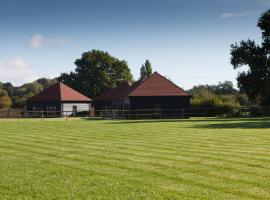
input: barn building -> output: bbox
[94,72,190,115]
[26,82,91,116]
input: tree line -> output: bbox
[0,50,153,109]
[1,9,270,109]
[0,79,57,108]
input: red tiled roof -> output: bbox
[94,72,190,101]
[27,82,91,102]
[94,82,131,101]
[128,72,190,97]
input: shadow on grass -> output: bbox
[100,117,270,127]
[193,121,270,129]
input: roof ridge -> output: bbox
[60,83,91,100]
[128,72,190,97]
[59,82,64,101]
[154,72,191,96]
[27,82,91,102]
[126,74,152,96]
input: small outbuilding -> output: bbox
[26,82,91,116]
[94,72,190,116]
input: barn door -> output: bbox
[72,106,77,115]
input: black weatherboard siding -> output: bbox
[26,102,61,112]
[129,96,190,110]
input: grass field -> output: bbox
[1,118,270,199]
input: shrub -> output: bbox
[190,88,241,117]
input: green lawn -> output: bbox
[1,118,270,199]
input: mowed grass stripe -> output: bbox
[2,123,269,156]
[2,122,270,156]
[1,151,241,200]
[1,135,270,183]
[1,118,270,199]
[1,130,270,177]
[0,145,266,200]
[1,132,270,172]
[1,139,269,193]
[0,134,270,184]
[1,124,270,158]
[1,137,270,194]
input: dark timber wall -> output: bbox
[93,101,113,111]
[26,101,62,111]
[129,96,190,110]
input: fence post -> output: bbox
[41,110,44,121]
[113,109,115,120]
[65,112,68,122]
[182,108,185,118]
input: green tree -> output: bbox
[0,95,12,108]
[189,83,249,108]
[230,10,270,105]
[212,81,238,95]
[0,78,56,108]
[188,81,237,96]
[140,59,153,79]
[58,50,133,98]
[145,60,152,76]
[0,87,12,108]
[2,82,14,97]
[140,65,147,80]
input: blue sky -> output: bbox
[0,0,268,89]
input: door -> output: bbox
[72,105,77,115]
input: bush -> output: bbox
[0,95,12,109]
[190,88,241,117]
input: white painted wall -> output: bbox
[62,103,91,115]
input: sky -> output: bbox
[0,0,269,89]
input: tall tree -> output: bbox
[0,86,12,108]
[145,60,153,76]
[140,59,153,79]
[230,10,270,105]
[140,65,147,80]
[58,50,133,98]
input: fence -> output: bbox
[93,107,270,119]
[1,106,270,120]
[0,109,23,118]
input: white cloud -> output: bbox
[0,57,56,86]
[220,11,259,19]
[27,34,71,49]
[27,34,44,48]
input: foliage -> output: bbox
[140,59,153,79]
[231,10,270,105]
[235,93,250,106]
[190,88,240,109]
[188,81,238,96]
[140,65,147,80]
[0,95,12,108]
[0,84,12,108]
[58,50,133,98]
[189,82,247,116]
[0,78,56,108]
[0,85,12,108]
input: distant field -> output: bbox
[1,118,270,199]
